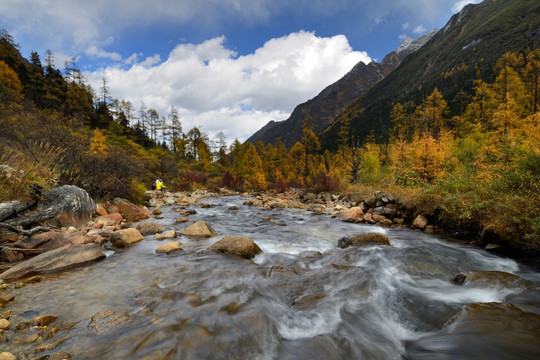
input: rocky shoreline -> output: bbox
[0,186,529,359]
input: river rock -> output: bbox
[0,247,23,262]
[406,302,540,359]
[0,318,10,330]
[0,243,106,282]
[181,221,217,237]
[33,315,58,326]
[0,295,15,304]
[338,232,390,248]
[176,217,189,223]
[14,231,70,253]
[206,236,262,259]
[96,213,123,227]
[135,222,164,235]
[451,270,531,288]
[337,207,364,222]
[371,205,397,218]
[371,214,388,223]
[156,241,182,254]
[154,230,177,240]
[291,293,325,310]
[50,351,72,360]
[62,227,93,245]
[88,310,130,334]
[109,228,144,247]
[0,352,16,360]
[412,215,428,230]
[38,185,97,227]
[108,198,150,222]
[95,203,108,216]
[5,186,96,228]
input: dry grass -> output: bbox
[0,140,66,201]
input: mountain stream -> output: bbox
[3,195,540,359]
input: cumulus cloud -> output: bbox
[412,25,426,34]
[86,31,370,141]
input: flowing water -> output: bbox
[3,195,540,359]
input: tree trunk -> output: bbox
[0,201,34,222]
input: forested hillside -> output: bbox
[319,0,540,150]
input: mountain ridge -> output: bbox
[318,0,540,150]
[246,30,437,148]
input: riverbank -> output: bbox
[149,187,539,266]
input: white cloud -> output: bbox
[139,54,161,67]
[85,45,122,61]
[412,25,426,34]
[451,0,482,13]
[398,34,408,40]
[402,22,410,30]
[375,16,383,24]
[86,31,370,141]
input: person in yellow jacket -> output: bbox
[155,178,165,193]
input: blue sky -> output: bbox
[0,0,481,141]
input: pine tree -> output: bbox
[168,106,182,153]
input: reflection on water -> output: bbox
[3,196,540,359]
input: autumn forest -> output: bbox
[0,30,538,255]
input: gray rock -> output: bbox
[135,222,164,235]
[0,243,105,282]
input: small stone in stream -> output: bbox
[33,315,58,326]
[0,295,15,305]
[50,351,72,360]
[88,310,130,334]
[154,230,177,240]
[156,241,182,254]
[0,353,16,360]
[136,222,164,235]
[0,318,10,330]
[338,232,390,248]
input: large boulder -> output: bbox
[108,198,150,222]
[109,228,144,248]
[6,185,96,228]
[181,221,217,237]
[206,236,262,259]
[0,244,106,282]
[38,185,96,227]
[338,232,390,248]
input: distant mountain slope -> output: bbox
[246,31,437,148]
[319,0,540,151]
